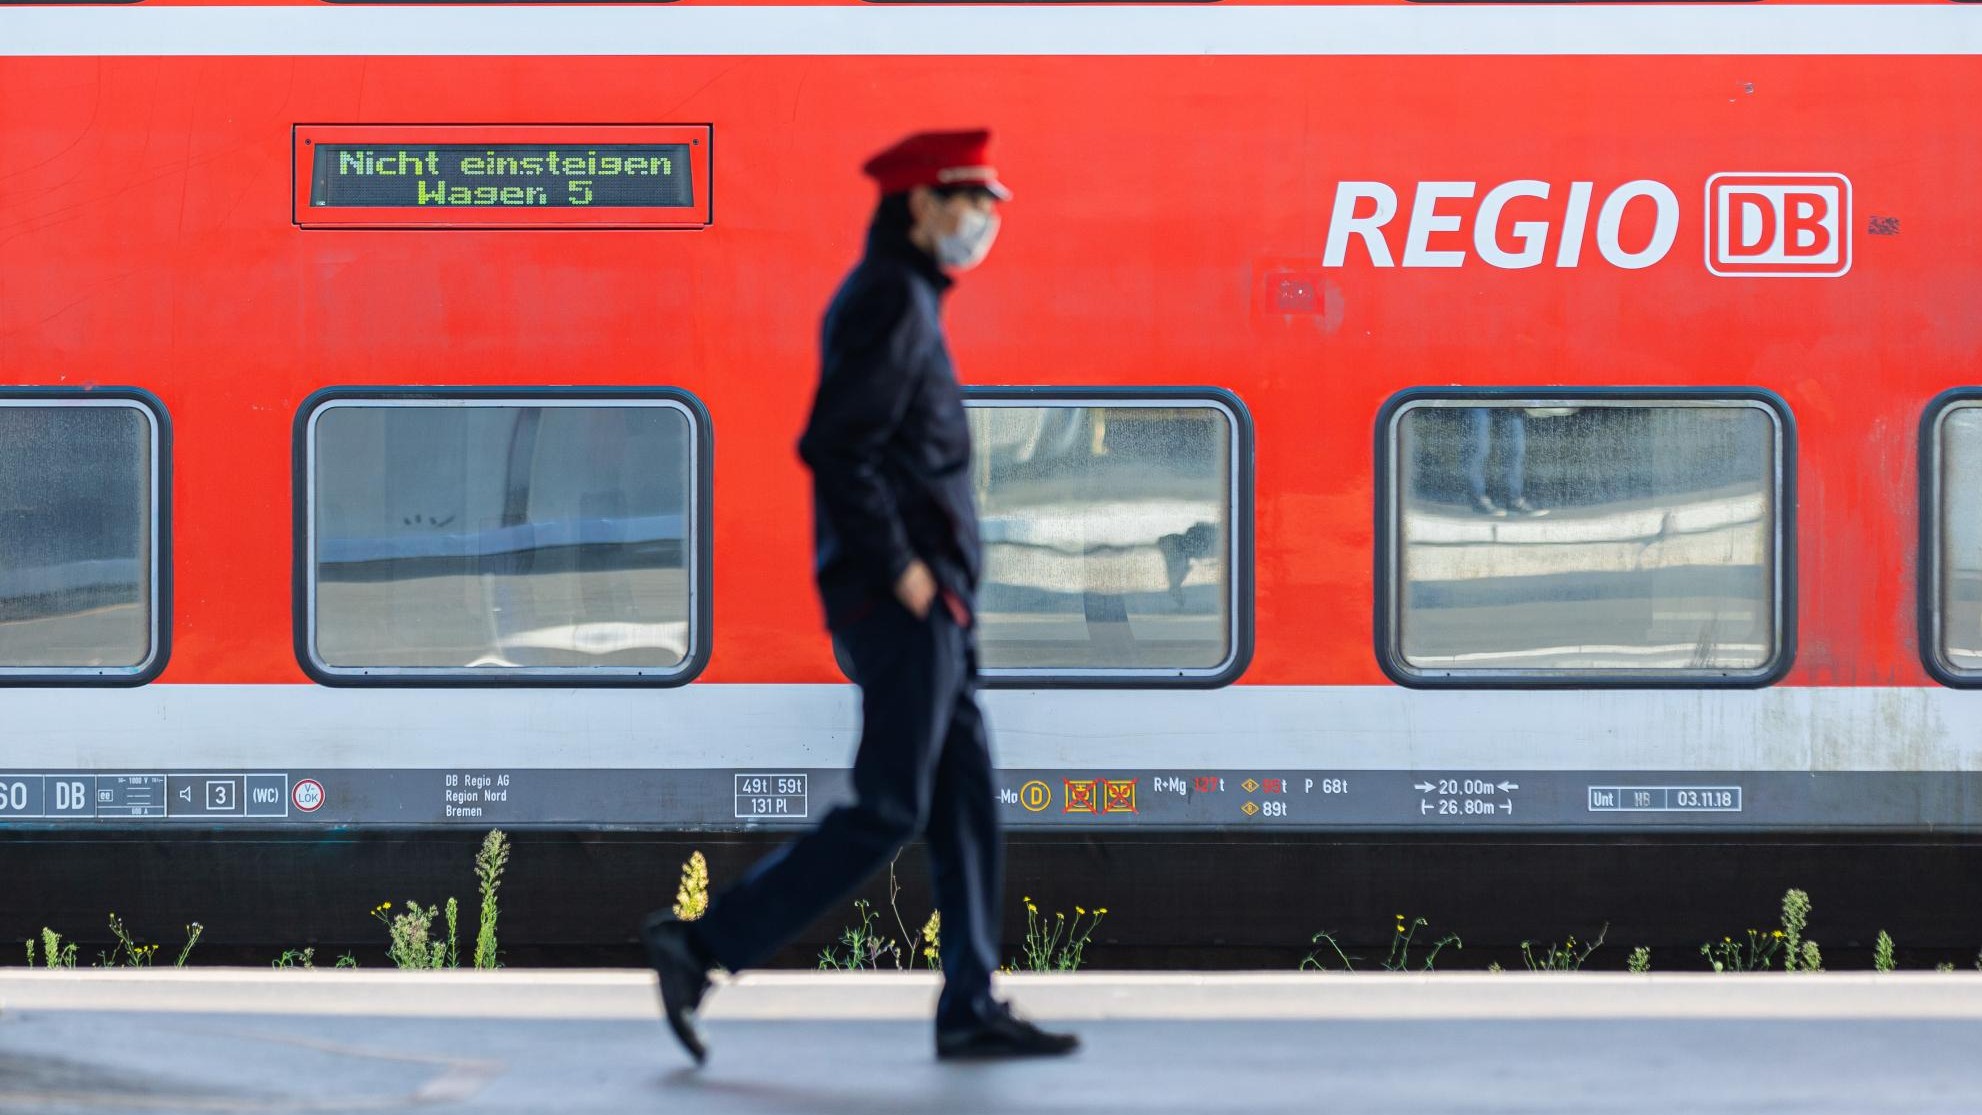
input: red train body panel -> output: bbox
[3,50,1972,687]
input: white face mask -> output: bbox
[934,206,1000,271]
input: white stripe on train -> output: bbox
[1,5,1980,57]
[8,683,1982,772]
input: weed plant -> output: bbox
[1702,888,1819,972]
[1701,929,1784,972]
[472,829,509,970]
[1303,914,1461,972]
[919,912,942,970]
[273,948,360,969]
[103,914,159,967]
[816,858,951,971]
[817,899,900,970]
[175,923,203,967]
[26,929,77,969]
[96,915,200,968]
[367,828,509,970]
[1521,924,1607,972]
[1874,931,1896,972]
[1781,889,1813,972]
[882,855,913,964]
[374,901,450,969]
[672,851,710,921]
[25,918,200,969]
[1626,946,1651,973]
[1016,898,1108,972]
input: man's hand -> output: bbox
[895,559,937,619]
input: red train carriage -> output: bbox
[2,0,1980,961]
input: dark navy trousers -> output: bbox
[690,599,1003,1031]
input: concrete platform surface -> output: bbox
[2,970,1980,1114]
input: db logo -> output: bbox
[1706,173,1852,277]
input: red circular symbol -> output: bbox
[292,779,325,813]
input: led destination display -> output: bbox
[310,143,695,209]
[293,126,710,228]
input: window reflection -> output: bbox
[1937,406,1982,674]
[969,403,1234,673]
[1393,400,1779,676]
[311,401,695,675]
[0,403,154,672]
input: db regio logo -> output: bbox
[1706,173,1852,277]
[1321,172,1853,277]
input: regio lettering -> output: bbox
[1324,179,1680,270]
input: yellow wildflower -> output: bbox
[920,912,941,965]
[672,850,710,921]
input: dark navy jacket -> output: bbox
[798,228,982,629]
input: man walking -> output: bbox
[642,130,1079,1065]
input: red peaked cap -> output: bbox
[861,129,1012,200]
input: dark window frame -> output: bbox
[833,385,1254,690]
[0,386,171,687]
[1918,388,1982,687]
[1374,385,1796,690]
[291,385,713,688]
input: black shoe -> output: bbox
[1507,497,1549,517]
[936,1005,1080,1061]
[1471,494,1508,518]
[640,913,712,1065]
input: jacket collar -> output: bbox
[865,226,954,295]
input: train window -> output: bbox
[298,389,711,686]
[1921,391,1982,685]
[1378,389,1792,687]
[961,388,1252,686]
[0,391,168,685]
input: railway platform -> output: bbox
[3,969,1980,1114]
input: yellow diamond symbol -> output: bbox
[1241,801,1259,816]
[1242,779,1260,793]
